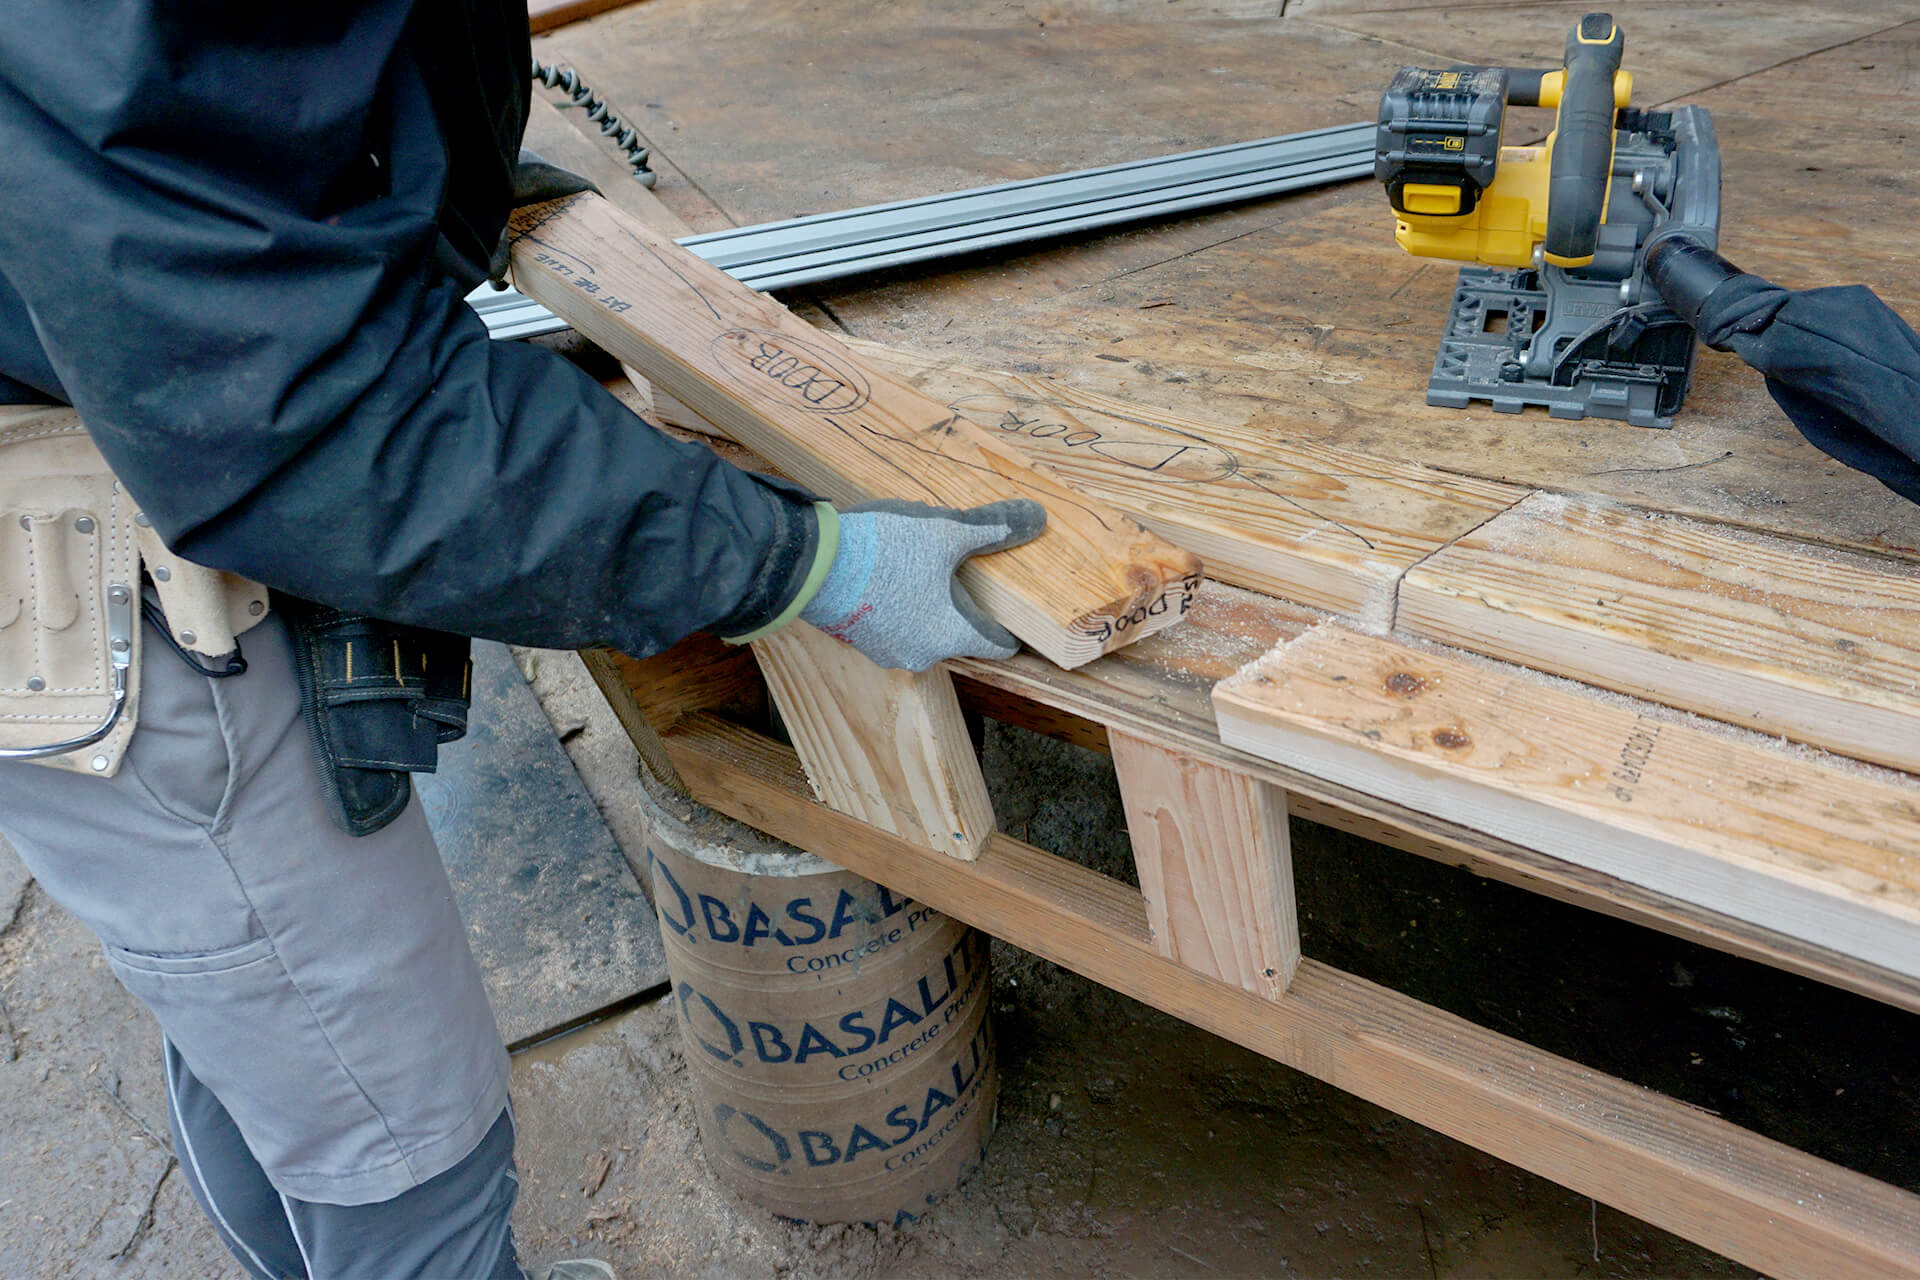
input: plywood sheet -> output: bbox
[793,20,1920,558]
[537,1,1920,573]
[533,5,1415,313]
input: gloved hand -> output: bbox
[790,498,1046,671]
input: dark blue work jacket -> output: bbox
[0,2,816,654]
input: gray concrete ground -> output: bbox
[3,650,1910,1277]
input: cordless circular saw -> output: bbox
[1375,13,1720,427]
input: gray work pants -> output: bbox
[0,611,521,1277]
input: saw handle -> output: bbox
[1543,12,1624,267]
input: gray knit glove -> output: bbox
[797,499,1046,671]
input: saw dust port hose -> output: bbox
[530,59,657,187]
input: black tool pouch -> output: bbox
[275,595,473,837]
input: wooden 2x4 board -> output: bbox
[507,193,1202,670]
[1214,623,1920,982]
[1399,492,1920,774]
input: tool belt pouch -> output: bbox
[276,595,473,837]
[0,408,142,776]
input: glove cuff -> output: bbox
[721,503,840,644]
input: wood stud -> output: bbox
[1111,731,1300,997]
[752,621,995,859]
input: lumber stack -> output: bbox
[1200,466,1920,988]
[846,341,1528,629]
[851,345,1920,807]
[629,319,1920,970]
[804,291,1920,978]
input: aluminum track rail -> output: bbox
[474,122,1374,340]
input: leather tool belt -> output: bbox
[1,405,472,836]
[0,405,268,777]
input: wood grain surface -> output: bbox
[1297,2,1920,107]
[851,340,1527,626]
[1111,731,1300,997]
[752,621,995,857]
[531,5,1920,557]
[1214,623,1920,980]
[1400,492,1920,773]
[508,193,1203,668]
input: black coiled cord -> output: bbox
[530,59,657,187]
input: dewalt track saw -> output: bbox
[1375,13,1719,427]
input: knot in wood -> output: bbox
[1384,670,1429,697]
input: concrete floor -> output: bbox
[3,651,1912,1277]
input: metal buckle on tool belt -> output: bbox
[0,407,141,776]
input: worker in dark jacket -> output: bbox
[0,6,1039,1277]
